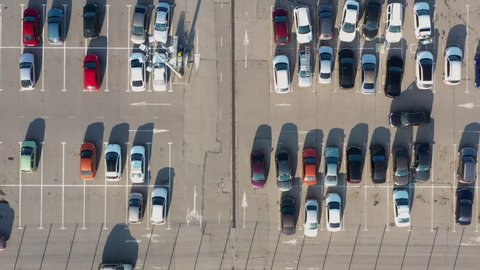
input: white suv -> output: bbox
[413,2,432,40]
[105,144,122,181]
[416,50,434,89]
[386,3,403,43]
[444,46,462,85]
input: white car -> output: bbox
[128,192,144,224]
[151,187,168,225]
[154,2,171,44]
[386,3,403,43]
[339,0,359,42]
[130,145,145,183]
[304,199,319,237]
[393,188,410,227]
[273,55,290,93]
[98,263,133,270]
[293,6,312,44]
[298,49,312,87]
[105,144,121,181]
[416,50,434,89]
[413,2,432,40]
[318,46,333,84]
[152,52,168,91]
[326,193,342,232]
[361,54,377,94]
[19,53,36,90]
[444,46,462,85]
[130,52,147,92]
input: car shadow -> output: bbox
[446,24,466,58]
[25,118,46,170]
[277,123,299,180]
[348,123,369,180]
[371,126,392,184]
[108,123,129,176]
[86,0,106,35]
[252,124,273,180]
[390,81,434,112]
[84,122,105,173]
[0,200,15,241]
[155,167,175,218]
[101,224,138,267]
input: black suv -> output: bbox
[362,1,381,40]
[385,56,403,97]
[346,146,362,183]
[414,143,431,181]
[339,48,355,89]
[83,4,100,38]
[370,144,386,183]
[456,188,473,225]
[389,111,431,128]
[280,197,296,235]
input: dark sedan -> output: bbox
[362,1,381,41]
[385,56,403,97]
[339,48,355,89]
[414,143,431,181]
[83,4,100,38]
[389,111,431,127]
[347,146,362,183]
[456,188,473,225]
[250,151,266,189]
[281,197,296,235]
[394,147,409,186]
[370,144,386,183]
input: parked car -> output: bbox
[280,197,296,235]
[389,111,431,127]
[272,8,289,46]
[151,187,168,225]
[385,3,403,43]
[98,263,132,270]
[361,54,377,94]
[457,147,477,184]
[347,146,362,183]
[318,4,333,40]
[20,140,37,173]
[293,6,312,44]
[304,199,319,237]
[384,56,403,97]
[154,2,171,44]
[152,51,168,92]
[47,8,64,45]
[250,151,266,189]
[302,148,317,186]
[83,54,100,91]
[276,149,293,191]
[105,144,121,181]
[338,48,355,89]
[393,188,410,227]
[413,2,432,40]
[444,46,462,85]
[370,144,387,183]
[318,46,333,84]
[80,142,97,180]
[273,55,291,93]
[128,193,144,224]
[130,5,149,44]
[362,1,381,41]
[339,0,359,42]
[324,146,340,186]
[456,188,473,225]
[19,53,36,91]
[393,147,409,186]
[326,193,342,232]
[416,51,434,89]
[83,4,100,38]
[298,49,312,87]
[130,145,145,183]
[130,52,147,92]
[475,54,480,88]
[413,143,431,181]
[23,8,40,46]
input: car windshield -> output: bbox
[389,66,402,73]
[48,16,61,24]
[416,10,429,16]
[21,147,33,155]
[24,16,36,23]
[449,55,462,62]
[81,170,92,176]
[330,222,340,228]
[396,198,409,206]
[395,169,408,177]
[307,222,317,230]
[320,73,330,79]
[277,37,287,43]
[363,83,374,89]
[24,34,34,41]
[365,21,378,31]
[155,22,167,31]
[131,59,142,68]
[342,22,355,33]
[129,199,141,207]
[363,63,375,71]
[329,202,340,210]
[278,173,291,182]
[299,70,309,78]
[84,61,97,70]
[320,53,331,61]
[275,63,288,71]
[298,25,310,34]
[389,25,401,33]
[131,153,143,161]
[20,62,32,69]
[106,152,118,161]
[81,150,93,158]
[281,206,294,215]
[132,80,143,87]
[304,157,316,164]
[21,80,32,88]
[398,218,410,223]
[84,12,96,18]
[132,25,144,36]
[420,60,433,80]
[252,173,265,181]
[373,155,385,162]
[349,154,362,162]
[417,164,430,172]
[152,196,165,205]
[274,16,287,23]
[341,58,354,65]
[460,198,472,205]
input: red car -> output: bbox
[272,8,289,46]
[302,148,318,186]
[83,54,100,91]
[80,142,97,180]
[23,8,41,47]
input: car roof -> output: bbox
[387,3,402,24]
[294,6,309,26]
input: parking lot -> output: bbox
[0,0,479,269]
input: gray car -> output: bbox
[276,149,293,191]
[457,147,477,184]
[394,147,409,186]
[47,8,64,45]
[361,54,377,94]
[324,146,340,186]
[130,5,149,44]
[280,197,296,235]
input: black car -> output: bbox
[414,143,431,181]
[385,56,403,97]
[456,188,473,225]
[347,146,362,183]
[339,48,355,89]
[83,4,99,38]
[370,144,386,183]
[362,1,381,41]
[280,197,296,235]
[393,147,409,186]
[318,4,333,40]
[389,111,431,127]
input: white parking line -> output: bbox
[364,146,369,231]
[465,5,470,94]
[105,5,110,92]
[0,4,4,91]
[62,5,67,92]
[277,190,280,230]
[126,5,132,92]
[20,4,24,52]
[41,4,46,92]
[82,179,86,230]
[39,142,45,229]
[61,142,66,229]
[84,38,87,55]
[430,145,435,232]
[386,143,390,231]
[146,142,152,230]
[476,144,479,232]
[125,142,130,227]
[17,142,22,229]
[167,142,173,230]
[452,143,457,232]
[103,142,108,230]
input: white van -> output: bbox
[386,3,402,43]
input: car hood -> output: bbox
[277,180,292,191]
[154,29,168,43]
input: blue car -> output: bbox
[48,8,64,45]
[475,54,480,88]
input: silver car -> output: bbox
[128,193,144,224]
[276,149,293,191]
[19,53,36,90]
[130,5,149,44]
[324,147,340,186]
[361,54,377,94]
[318,46,333,84]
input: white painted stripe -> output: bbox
[84,38,87,55]
[17,142,22,229]
[41,4,46,92]
[167,142,172,230]
[103,142,108,230]
[125,142,130,227]
[62,5,67,92]
[430,145,435,232]
[126,5,132,92]
[20,4,25,52]
[61,142,66,229]
[465,5,470,94]
[105,5,110,92]
[82,179,86,229]
[39,142,44,229]
[146,142,152,230]
[0,4,3,91]
[386,143,390,231]
[452,143,456,232]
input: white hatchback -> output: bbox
[130,145,145,183]
[413,2,432,40]
[393,189,410,227]
[326,193,342,232]
[152,52,168,91]
[154,2,171,44]
[130,52,147,92]
[304,199,319,237]
[444,46,462,85]
[293,6,312,44]
[339,0,359,42]
[105,144,122,181]
[19,53,36,90]
[416,50,434,89]
[273,55,290,93]
[151,187,168,225]
[318,46,333,84]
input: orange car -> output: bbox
[80,142,97,180]
[302,148,318,185]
